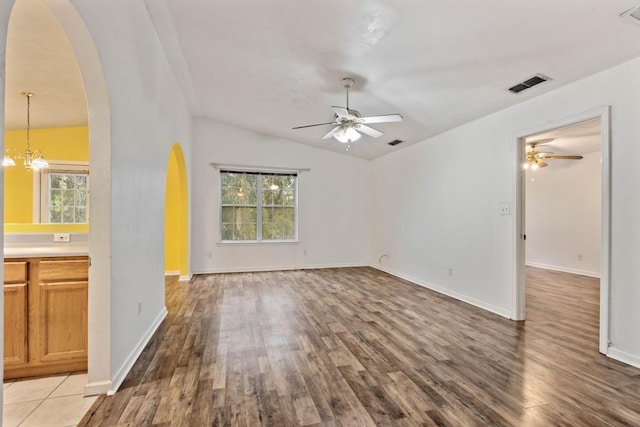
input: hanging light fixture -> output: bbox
[2,92,48,171]
[333,125,361,143]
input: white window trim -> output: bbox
[218,170,299,243]
[33,161,90,224]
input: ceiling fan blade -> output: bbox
[537,160,548,168]
[321,126,341,140]
[332,106,351,118]
[545,155,584,160]
[292,121,336,130]
[356,124,383,138]
[360,114,403,124]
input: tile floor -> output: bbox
[3,373,97,427]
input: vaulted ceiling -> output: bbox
[6,0,640,159]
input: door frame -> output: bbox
[513,106,611,355]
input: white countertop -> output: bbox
[4,245,89,258]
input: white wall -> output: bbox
[62,0,193,392]
[525,151,601,277]
[371,56,640,365]
[192,118,370,273]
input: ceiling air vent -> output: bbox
[621,6,640,27]
[388,139,403,146]
[508,74,551,94]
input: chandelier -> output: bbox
[2,92,49,171]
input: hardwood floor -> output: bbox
[79,267,640,426]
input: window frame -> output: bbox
[218,169,298,243]
[33,161,90,224]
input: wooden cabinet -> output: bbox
[3,257,88,380]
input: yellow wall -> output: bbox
[4,126,89,227]
[165,148,181,272]
[164,143,189,276]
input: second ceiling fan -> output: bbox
[292,78,403,143]
[524,139,583,170]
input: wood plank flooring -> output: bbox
[79,267,640,426]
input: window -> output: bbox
[38,163,89,224]
[220,170,297,241]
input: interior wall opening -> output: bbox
[164,142,189,280]
[516,108,611,355]
[2,0,114,403]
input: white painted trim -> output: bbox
[599,107,612,355]
[608,347,640,370]
[108,306,168,395]
[193,262,368,275]
[178,274,192,282]
[164,270,180,276]
[514,106,611,354]
[371,265,512,319]
[84,380,112,397]
[43,0,114,401]
[526,262,600,278]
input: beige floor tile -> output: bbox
[3,380,14,390]
[50,373,88,398]
[3,375,68,404]
[2,400,41,427]
[19,394,97,427]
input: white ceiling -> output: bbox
[5,0,640,160]
[4,0,86,131]
[525,118,602,156]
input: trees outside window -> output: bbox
[220,171,297,241]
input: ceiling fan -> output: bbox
[292,78,403,144]
[524,139,583,170]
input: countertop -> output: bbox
[4,245,89,258]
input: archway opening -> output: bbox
[1,0,113,401]
[165,143,189,279]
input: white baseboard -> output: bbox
[526,262,600,278]
[192,262,368,275]
[164,270,180,276]
[178,273,193,282]
[108,306,168,395]
[607,347,640,369]
[370,264,512,319]
[84,380,112,397]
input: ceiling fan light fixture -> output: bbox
[334,126,361,143]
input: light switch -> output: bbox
[499,203,511,215]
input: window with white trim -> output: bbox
[38,163,89,224]
[220,170,297,241]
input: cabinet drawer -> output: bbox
[4,262,27,283]
[39,259,89,282]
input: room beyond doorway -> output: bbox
[514,107,611,355]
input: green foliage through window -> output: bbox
[220,171,297,241]
[48,172,89,223]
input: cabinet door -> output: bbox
[37,281,88,362]
[4,283,28,365]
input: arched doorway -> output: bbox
[165,143,189,280]
[0,0,112,396]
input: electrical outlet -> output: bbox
[499,203,511,215]
[53,233,70,242]
[577,254,583,261]
[448,266,454,277]
[138,301,143,316]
